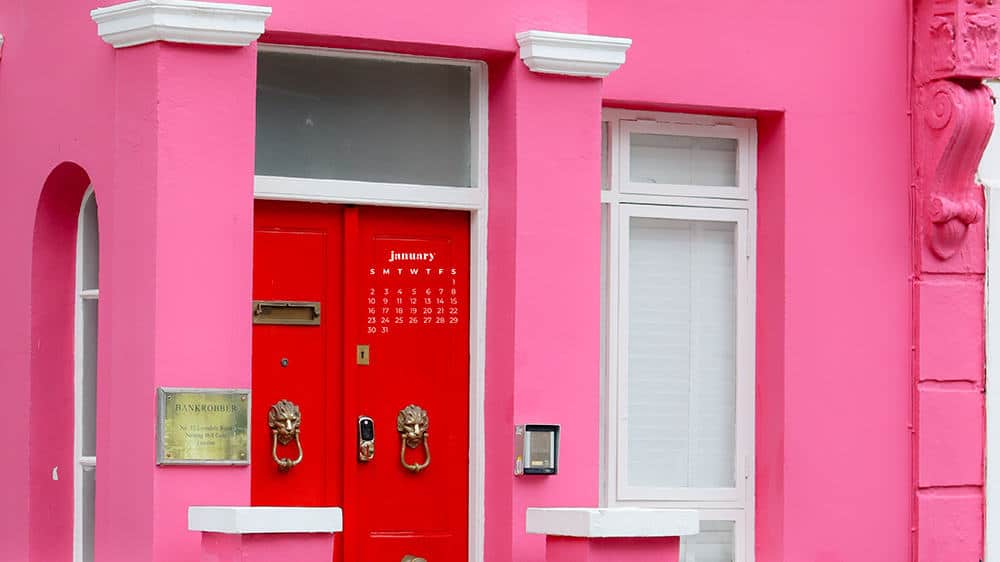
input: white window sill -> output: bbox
[188,506,343,534]
[526,507,699,538]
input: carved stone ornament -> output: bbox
[914,0,998,261]
[918,81,991,259]
[917,0,1000,82]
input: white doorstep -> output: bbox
[526,507,699,538]
[188,506,343,534]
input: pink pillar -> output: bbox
[486,59,604,562]
[546,536,680,562]
[98,41,257,562]
[199,532,335,562]
[910,1,995,560]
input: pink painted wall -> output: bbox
[0,3,257,561]
[591,2,914,561]
[0,1,116,559]
[545,536,680,562]
[198,532,335,562]
[0,1,916,562]
[104,41,257,562]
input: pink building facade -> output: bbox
[0,1,993,561]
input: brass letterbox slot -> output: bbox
[252,301,321,326]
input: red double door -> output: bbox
[251,201,470,562]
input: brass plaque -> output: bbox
[157,387,250,465]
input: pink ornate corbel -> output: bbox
[918,80,992,259]
[914,0,998,261]
[927,193,985,258]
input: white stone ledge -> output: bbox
[526,507,699,538]
[189,506,343,534]
[515,30,632,78]
[91,0,271,49]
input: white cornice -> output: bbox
[515,30,631,78]
[91,0,271,49]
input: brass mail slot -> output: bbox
[253,300,321,326]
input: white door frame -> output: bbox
[254,44,489,562]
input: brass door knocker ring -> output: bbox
[268,399,303,471]
[397,404,431,473]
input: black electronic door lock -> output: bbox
[358,415,375,462]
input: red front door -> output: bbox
[251,201,470,562]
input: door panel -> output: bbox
[252,202,346,558]
[347,206,470,562]
[252,202,469,562]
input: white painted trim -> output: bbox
[601,191,758,208]
[982,78,1000,562]
[254,176,483,210]
[260,43,481,67]
[603,108,758,129]
[188,507,343,534]
[526,508,699,538]
[515,30,631,78]
[90,0,271,49]
[252,45,489,562]
[0,33,5,59]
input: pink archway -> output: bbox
[29,162,94,562]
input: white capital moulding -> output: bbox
[188,506,343,534]
[515,30,632,78]
[91,0,272,49]
[526,507,700,538]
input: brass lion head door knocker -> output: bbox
[268,399,303,471]
[397,404,430,473]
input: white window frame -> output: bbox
[602,108,756,562]
[74,186,98,562]
[252,45,488,562]
[620,119,752,200]
[615,204,751,503]
[254,44,487,209]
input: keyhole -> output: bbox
[280,358,289,368]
